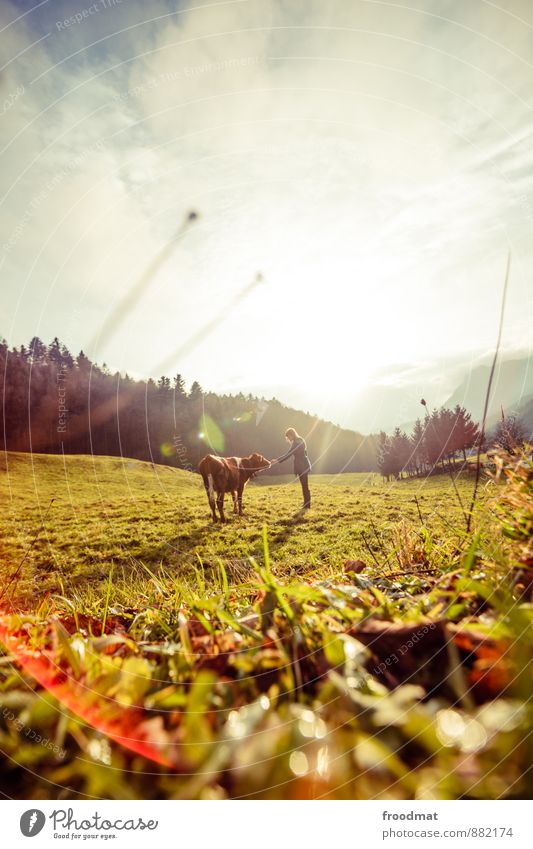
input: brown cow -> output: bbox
[198,453,270,522]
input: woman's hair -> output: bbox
[285,427,299,441]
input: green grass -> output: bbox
[1,451,483,604]
[1,450,531,800]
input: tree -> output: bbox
[377,429,411,480]
[377,432,394,481]
[189,381,203,400]
[47,337,63,368]
[28,337,47,365]
[451,405,479,461]
[61,344,74,370]
[492,415,526,453]
[173,374,186,398]
[423,409,444,469]
[391,427,412,478]
[411,419,427,474]
[76,350,92,371]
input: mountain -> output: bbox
[445,356,533,425]
[512,393,533,438]
[237,353,533,435]
[242,381,435,434]
[322,384,428,434]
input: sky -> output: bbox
[1,0,532,430]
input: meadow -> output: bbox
[1,451,481,603]
[0,451,531,800]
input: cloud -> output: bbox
[1,0,532,417]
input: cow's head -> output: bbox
[242,453,271,476]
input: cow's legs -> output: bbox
[232,491,238,513]
[237,486,244,515]
[217,491,226,523]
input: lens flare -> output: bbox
[0,618,175,767]
[198,415,225,452]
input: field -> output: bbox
[1,452,481,602]
[0,451,531,800]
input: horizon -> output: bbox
[3,329,532,435]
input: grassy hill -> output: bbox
[2,451,480,603]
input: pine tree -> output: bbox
[377,431,393,481]
[189,381,203,400]
[76,350,92,371]
[390,428,409,478]
[411,418,427,474]
[60,344,74,370]
[28,337,47,365]
[451,404,479,461]
[48,337,63,368]
[173,374,186,398]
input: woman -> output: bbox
[271,427,311,509]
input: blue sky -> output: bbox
[1,0,532,427]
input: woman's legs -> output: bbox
[299,473,311,508]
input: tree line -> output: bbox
[377,406,480,480]
[377,404,529,481]
[0,337,379,474]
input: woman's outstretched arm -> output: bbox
[276,440,300,464]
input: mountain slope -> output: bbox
[512,393,533,437]
[445,356,533,424]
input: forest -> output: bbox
[0,336,379,473]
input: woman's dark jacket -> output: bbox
[276,437,311,476]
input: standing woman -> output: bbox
[272,427,311,509]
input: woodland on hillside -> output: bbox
[0,337,379,473]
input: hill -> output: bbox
[0,337,378,474]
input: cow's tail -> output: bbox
[201,469,215,503]
[206,473,215,502]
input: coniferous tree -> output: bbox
[377,432,393,481]
[28,337,47,365]
[451,404,479,461]
[411,419,427,475]
[173,374,186,398]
